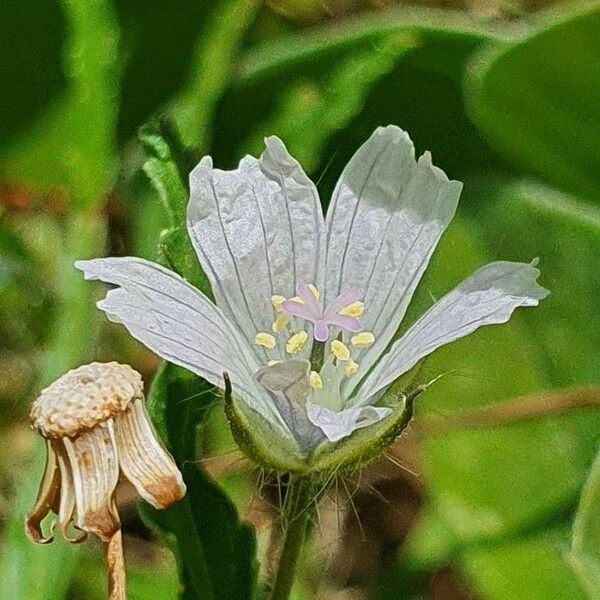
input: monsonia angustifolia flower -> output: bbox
[76,126,548,472]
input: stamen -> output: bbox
[267,360,281,366]
[309,371,323,389]
[308,284,320,300]
[271,295,286,311]
[286,331,308,354]
[272,313,290,333]
[345,360,359,378]
[331,340,350,361]
[289,295,305,305]
[339,301,364,317]
[255,332,276,349]
[351,331,375,348]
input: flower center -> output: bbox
[253,283,376,408]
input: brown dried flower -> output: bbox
[26,362,185,599]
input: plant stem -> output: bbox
[104,529,127,600]
[270,476,313,600]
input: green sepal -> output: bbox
[223,374,307,472]
[224,366,423,476]
[308,384,418,475]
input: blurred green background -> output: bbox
[0,0,599,598]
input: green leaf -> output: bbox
[0,0,66,145]
[139,118,211,295]
[171,0,259,150]
[237,5,508,82]
[570,449,600,598]
[142,363,258,600]
[467,178,600,388]
[0,0,120,209]
[115,0,224,144]
[241,31,418,172]
[462,528,587,600]
[213,6,503,187]
[465,3,600,201]
[410,215,592,542]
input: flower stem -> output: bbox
[270,476,313,600]
[104,529,127,600]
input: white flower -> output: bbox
[76,126,548,457]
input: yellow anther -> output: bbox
[351,331,375,348]
[272,313,290,333]
[309,371,323,389]
[267,360,281,367]
[255,332,276,349]
[345,360,359,378]
[271,294,286,311]
[290,295,305,305]
[331,340,350,361]
[339,301,364,317]
[308,284,320,300]
[286,331,308,354]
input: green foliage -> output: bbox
[571,450,600,598]
[0,0,598,598]
[1,0,120,209]
[138,118,210,293]
[465,3,600,200]
[463,528,587,600]
[0,1,66,144]
[142,363,258,600]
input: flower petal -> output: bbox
[255,360,324,451]
[325,126,462,392]
[114,398,186,509]
[188,137,325,358]
[306,402,392,443]
[326,313,362,333]
[323,289,362,317]
[76,257,285,430]
[359,261,549,401]
[313,319,329,342]
[25,440,60,544]
[281,299,318,322]
[63,423,120,542]
[55,442,86,543]
[295,282,322,318]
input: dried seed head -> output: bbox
[30,362,143,438]
[27,361,185,551]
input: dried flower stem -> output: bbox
[422,387,600,436]
[104,530,127,600]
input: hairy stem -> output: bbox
[270,476,313,600]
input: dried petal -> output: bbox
[114,398,185,509]
[63,423,120,542]
[25,440,60,544]
[55,443,86,543]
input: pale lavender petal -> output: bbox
[313,319,330,342]
[295,282,323,319]
[358,261,549,403]
[326,314,362,333]
[281,300,318,322]
[325,126,462,397]
[306,402,392,442]
[323,288,362,317]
